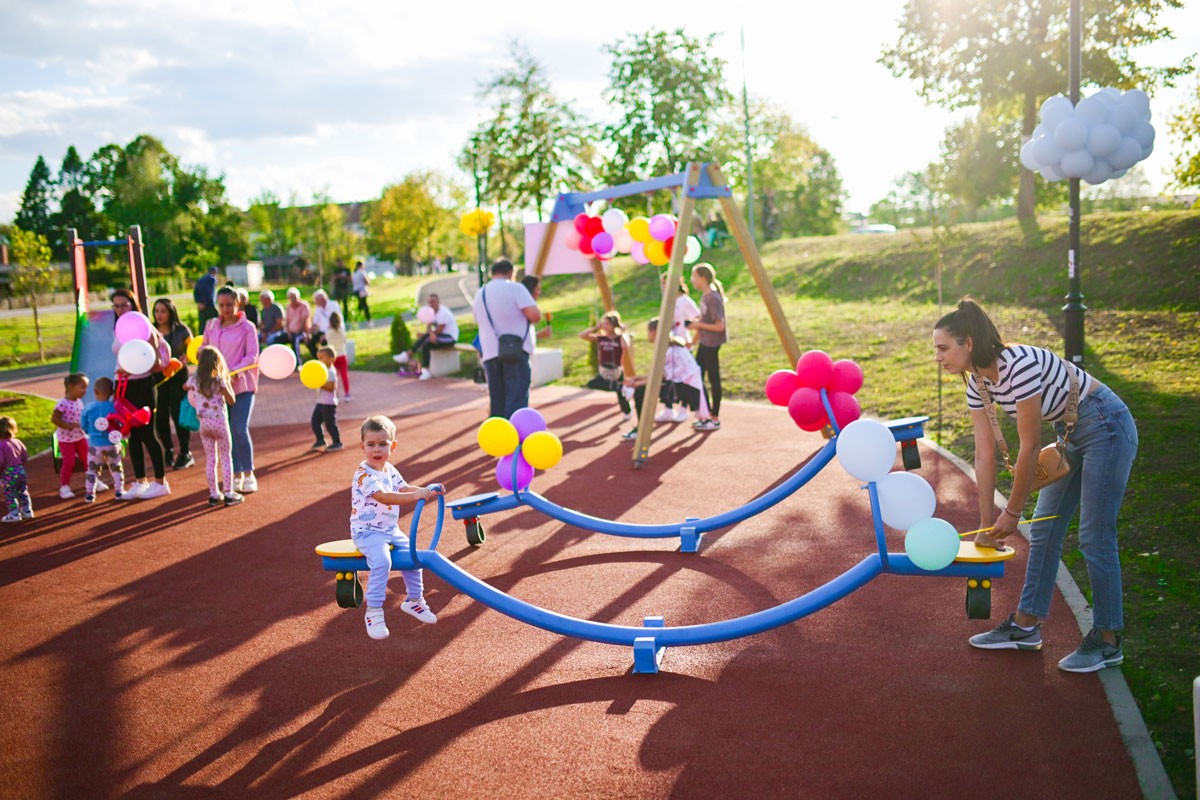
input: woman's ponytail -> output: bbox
[935,297,1005,368]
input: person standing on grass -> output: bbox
[933,297,1137,673]
[688,263,726,431]
[472,259,541,419]
[352,261,371,322]
[194,266,219,328]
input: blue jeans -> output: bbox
[483,355,531,419]
[1020,384,1137,631]
[229,391,256,473]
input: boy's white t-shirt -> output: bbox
[350,461,407,537]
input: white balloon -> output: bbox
[1041,163,1066,182]
[1086,123,1122,157]
[1083,159,1114,185]
[1131,120,1155,150]
[1074,95,1108,127]
[601,208,629,236]
[1020,140,1040,171]
[1040,95,1074,130]
[117,339,157,375]
[1032,124,1048,140]
[1106,105,1137,135]
[1122,88,1151,119]
[877,471,937,530]
[1053,118,1090,152]
[835,419,897,484]
[1111,168,1128,179]
[1060,149,1095,179]
[1098,87,1123,102]
[1032,135,1062,168]
[1109,137,1144,170]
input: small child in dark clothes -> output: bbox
[311,346,343,452]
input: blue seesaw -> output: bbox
[314,471,1013,675]
[448,415,929,552]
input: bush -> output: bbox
[390,313,413,355]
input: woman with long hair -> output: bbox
[111,289,171,499]
[688,263,726,432]
[152,298,194,469]
[203,286,261,494]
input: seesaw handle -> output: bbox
[408,493,446,565]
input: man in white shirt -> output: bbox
[471,259,541,418]
[308,289,342,359]
[405,294,460,381]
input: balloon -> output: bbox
[117,339,157,374]
[795,350,834,389]
[765,370,803,406]
[1086,123,1121,158]
[521,431,563,470]
[835,418,896,483]
[662,235,675,259]
[1059,149,1095,179]
[1032,134,1062,168]
[584,215,604,237]
[877,471,936,530]
[496,452,534,492]
[1074,95,1109,127]
[904,517,961,571]
[787,387,824,426]
[114,311,152,344]
[592,232,615,257]
[1019,140,1039,171]
[299,360,329,390]
[510,407,547,442]
[614,229,634,254]
[416,306,436,324]
[1053,118,1089,152]
[826,391,861,429]
[601,208,629,236]
[1122,88,1151,118]
[798,414,829,432]
[630,241,650,265]
[1106,105,1137,135]
[1109,138,1143,170]
[573,213,590,235]
[829,359,864,394]
[477,417,519,457]
[627,216,651,242]
[578,235,595,256]
[683,235,702,264]
[1131,120,1155,151]
[1083,159,1114,185]
[564,229,583,251]
[1039,95,1074,130]
[645,239,668,267]
[259,343,297,380]
[186,336,204,365]
[648,214,675,242]
[161,357,183,380]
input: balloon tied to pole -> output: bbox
[1020,88,1155,185]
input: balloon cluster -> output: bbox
[764,350,864,433]
[95,386,152,444]
[565,209,702,267]
[835,419,961,572]
[460,208,495,237]
[476,407,564,492]
[114,311,157,374]
[1020,89,1155,184]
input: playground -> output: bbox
[0,367,1152,798]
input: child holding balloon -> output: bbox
[51,372,91,499]
[79,376,125,502]
[352,414,443,639]
[310,347,343,452]
[324,312,352,401]
[185,346,242,506]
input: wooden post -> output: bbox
[531,220,559,279]
[633,162,702,465]
[127,225,148,310]
[707,164,801,366]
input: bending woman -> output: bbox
[933,297,1137,673]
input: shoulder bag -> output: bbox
[481,285,530,363]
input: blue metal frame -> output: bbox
[549,163,732,223]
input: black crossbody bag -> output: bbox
[481,286,530,363]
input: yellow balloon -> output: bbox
[521,431,563,471]
[477,417,519,457]
[627,216,651,243]
[299,360,330,390]
[645,239,668,266]
[186,335,204,365]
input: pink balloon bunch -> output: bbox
[763,350,865,432]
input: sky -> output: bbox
[1,0,1197,224]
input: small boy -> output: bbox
[621,317,708,441]
[311,346,343,452]
[79,377,126,502]
[351,415,444,639]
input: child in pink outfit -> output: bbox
[51,373,90,499]
[184,346,242,506]
[0,415,33,521]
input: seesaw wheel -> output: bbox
[465,520,485,547]
[965,578,992,620]
[335,571,364,608]
[901,440,922,471]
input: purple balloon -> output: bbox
[510,407,547,442]
[114,311,152,344]
[496,453,534,492]
[592,231,614,256]
[648,214,676,242]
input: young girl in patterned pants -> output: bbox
[0,416,33,521]
[184,346,242,506]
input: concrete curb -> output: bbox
[922,436,1176,800]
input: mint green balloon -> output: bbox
[904,517,960,571]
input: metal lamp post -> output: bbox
[470,136,487,290]
[1063,0,1086,365]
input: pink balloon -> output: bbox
[584,215,604,236]
[258,343,297,380]
[510,407,547,441]
[114,311,152,344]
[614,230,634,253]
[578,235,595,256]
[417,306,436,324]
[798,414,829,432]
[765,369,802,406]
[787,387,825,427]
[592,232,614,256]
[830,359,864,394]
[827,391,861,429]
[573,213,590,234]
[564,229,583,251]
[648,214,676,242]
[630,241,649,265]
[496,453,534,492]
[795,350,834,389]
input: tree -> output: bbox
[299,195,358,287]
[1168,78,1200,190]
[602,29,732,190]
[247,191,303,259]
[13,156,54,240]
[364,172,456,274]
[880,0,1189,219]
[50,146,110,257]
[8,227,56,362]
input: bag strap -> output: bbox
[973,353,1081,470]
[480,284,531,340]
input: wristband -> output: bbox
[1003,507,1021,519]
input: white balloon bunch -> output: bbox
[1020,88,1154,185]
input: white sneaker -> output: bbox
[59,486,75,499]
[343,394,352,402]
[622,411,633,421]
[672,406,689,423]
[20,509,34,520]
[234,475,244,493]
[654,407,674,422]
[365,607,389,639]
[401,598,437,623]
[139,481,171,499]
[93,479,110,493]
[241,474,258,493]
[2,511,21,523]
[418,371,432,381]
[118,482,148,500]
[393,352,410,365]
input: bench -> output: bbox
[430,345,563,384]
[428,343,478,377]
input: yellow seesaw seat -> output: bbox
[955,541,1017,563]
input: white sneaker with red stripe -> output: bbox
[401,598,437,624]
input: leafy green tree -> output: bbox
[364,172,456,274]
[50,146,110,257]
[880,0,1190,219]
[247,191,303,259]
[299,195,359,287]
[1168,78,1200,190]
[13,156,54,239]
[602,28,732,190]
[8,227,57,362]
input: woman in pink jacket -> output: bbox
[204,286,261,494]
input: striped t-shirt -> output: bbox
[965,345,1092,422]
